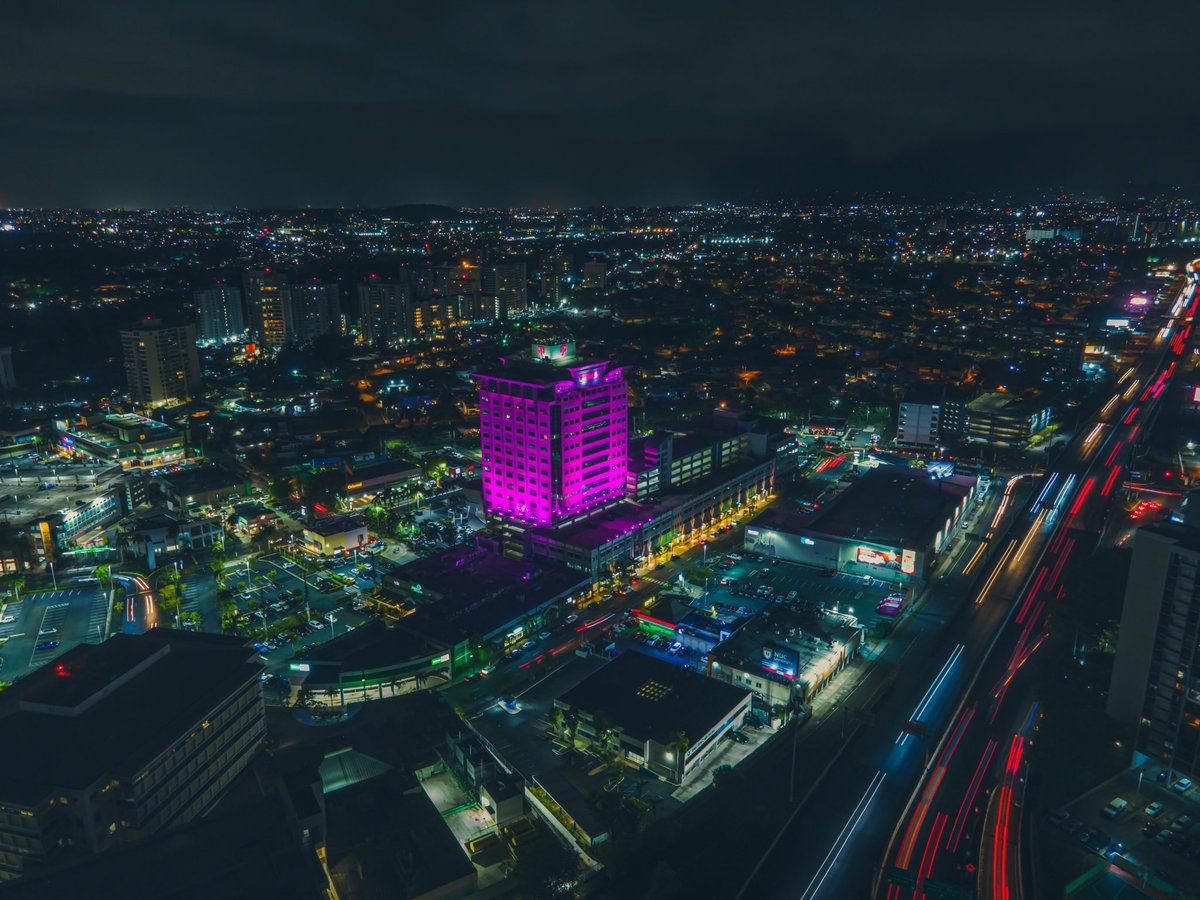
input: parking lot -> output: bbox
[650,551,897,634]
[0,584,109,679]
[214,551,379,679]
[1041,764,1200,891]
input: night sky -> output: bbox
[1,1,1193,208]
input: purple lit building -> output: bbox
[474,352,628,527]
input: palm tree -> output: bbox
[666,731,690,780]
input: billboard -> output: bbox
[761,643,800,679]
[857,546,901,569]
[1105,318,1131,330]
[901,549,917,575]
[927,460,956,479]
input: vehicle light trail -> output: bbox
[1100,463,1121,497]
[1030,472,1057,514]
[1012,510,1046,565]
[914,812,949,899]
[962,541,988,576]
[947,738,997,853]
[1104,440,1123,467]
[897,644,963,745]
[1122,378,1140,400]
[976,540,1016,605]
[798,770,886,900]
[1122,405,1140,425]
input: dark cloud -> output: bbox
[0,0,1193,206]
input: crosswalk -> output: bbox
[85,590,108,641]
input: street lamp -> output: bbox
[326,611,336,641]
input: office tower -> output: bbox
[0,629,265,880]
[242,269,291,348]
[473,350,628,527]
[288,281,342,341]
[119,319,202,408]
[484,261,529,318]
[193,284,245,343]
[583,257,607,289]
[0,346,14,397]
[1107,523,1200,779]
[357,282,410,345]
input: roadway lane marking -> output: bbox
[798,770,887,900]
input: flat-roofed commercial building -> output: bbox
[0,630,264,881]
[709,607,862,711]
[743,466,977,585]
[303,515,367,556]
[965,392,1052,445]
[555,652,751,784]
[55,414,184,471]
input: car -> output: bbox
[1048,808,1071,827]
[506,646,524,659]
[629,577,641,586]
[1171,815,1192,832]
[726,730,750,744]
[1155,829,1173,845]
[1079,830,1095,846]
[1172,777,1194,794]
[1143,822,1162,837]
[38,628,57,636]
[0,616,14,624]
[667,641,683,655]
[1064,819,1083,835]
[34,641,59,651]
[521,640,537,652]
[479,665,495,677]
[537,631,551,641]
[1146,802,1165,817]
[307,620,322,629]
[565,614,579,625]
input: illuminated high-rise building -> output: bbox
[484,261,529,318]
[474,346,628,527]
[357,281,410,345]
[288,281,342,340]
[193,284,245,343]
[119,319,202,408]
[242,269,291,348]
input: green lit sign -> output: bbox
[289,663,310,672]
[432,653,450,665]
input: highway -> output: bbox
[876,271,1199,900]
[739,271,1199,900]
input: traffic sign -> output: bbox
[886,866,917,889]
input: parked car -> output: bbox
[1146,802,1165,817]
[34,641,59,651]
[1048,808,1071,827]
[1173,777,1194,794]
[1142,822,1162,837]
[726,730,750,744]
